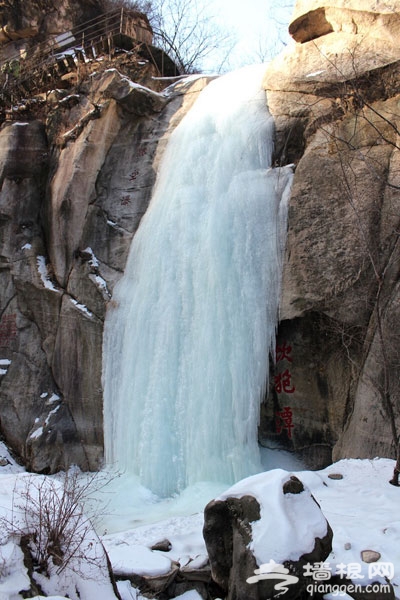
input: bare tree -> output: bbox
[145,0,236,73]
[0,470,116,580]
[102,0,235,73]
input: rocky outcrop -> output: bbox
[0,0,154,89]
[1,0,400,473]
[203,470,332,600]
[0,69,210,471]
[289,0,400,43]
[263,0,400,465]
[0,0,105,54]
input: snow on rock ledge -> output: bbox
[98,69,168,115]
[203,469,332,600]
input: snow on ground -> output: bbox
[0,447,116,600]
[104,512,208,574]
[0,442,25,474]
[101,456,400,599]
[301,458,400,585]
[0,443,399,599]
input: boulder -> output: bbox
[289,0,400,43]
[107,542,179,594]
[203,470,332,600]
[98,68,168,116]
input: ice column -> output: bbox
[103,65,293,497]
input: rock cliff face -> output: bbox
[0,0,104,53]
[0,0,399,472]
[262,0,400,465]
[0,64,210,471]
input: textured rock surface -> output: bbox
[203,472,332,600]
[0,70,210,471]
[263,0,400,466]
[0,0,104,54]
[1,0,400,472]
[289,0,400,43]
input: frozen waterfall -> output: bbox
[103,65,293,499]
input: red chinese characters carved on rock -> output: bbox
[120,195,131,206]
[274,369,295,394]
[129,169,140,181]
[276,341,293,363]
[275,406,294,439]
[136,146,148,158]
[0,314,17,347]
[274,340,295,438]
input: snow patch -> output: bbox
[29,426,44,440]
[0,442,24,473]
[47,393,60,404]
[306,70,325,77]
[123,78,166,101]
[70,298,94,318]
[89,273,110,296]
[36,256,59,292]
[29,404,60,440]
[0,541,30,596]
[0,359,10,376]
[117,580,147,599]
[21,243,32,250]
[44,405,60,425]
[55,48,77,59]
[108,544,173,577]
[103,511,208,567]
[83,246,99,269]
[59,94,80,105]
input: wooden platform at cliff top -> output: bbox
[0,8,178,105]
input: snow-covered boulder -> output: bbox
[203,469,332,600]
[98,69,167,116]
[107,542,179,594]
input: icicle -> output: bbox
[103,65,293,498]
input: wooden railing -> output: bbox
[0,8,175,103]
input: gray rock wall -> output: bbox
[0,71,210,471]
[262,0,400,466]
[1,0,400,473]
